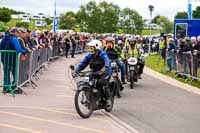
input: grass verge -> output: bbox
[145,54,200,88]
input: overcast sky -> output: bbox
[0,0,200,20]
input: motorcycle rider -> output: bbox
[104,36,127,84]
[74,40,112,107]
[126,37,145,79]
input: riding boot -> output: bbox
[121,77,127,84]
[104,85,112,108]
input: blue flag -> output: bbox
[53,0,57,33]
[188,0,192,19]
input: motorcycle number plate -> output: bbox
[130,67,135,70]
[84,77,90,82]
[112,72,117,77]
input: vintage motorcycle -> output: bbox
[70,65,115,118]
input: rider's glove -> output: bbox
[72,71,78,78]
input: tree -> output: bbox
[59,11,76,30]
[98,1,120,33]
[76,1,120,33]
[119,8,143,34]
[152,15,160,23]
[156,16,173,33]
[175,11,187,19]
[76,5,88,32]
[0,22,7,32]
[0,7,25,15]
[45,18,52,25]
[193,6,200,18]
[16,22,29,29]
[0,9,11,23]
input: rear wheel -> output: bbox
[116,78,122,98]
[74,89,93,118]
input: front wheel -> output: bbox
[74,89,93,118]
[105,96,114,112]
[116,78,122,98]
[130,71,134,89]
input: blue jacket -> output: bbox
[0,34,27,54]
[76,49,112,77]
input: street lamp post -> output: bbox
[148,5,154,54]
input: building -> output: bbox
[143,19,161,30]
[11,13,49,27]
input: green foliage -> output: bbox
[175,6,200,19]
[0,22,7,31]
[193,6,200,18]
[0,7,25,14]
[59,11,76,30]
[142,29,160,35]
[156,16,173,33]
[152,15,160,23]
[76,1,143,34]
[119,8,144,34]
[45,18,52,25]
[16,22,30,29]
[175,12,187,19]
[98,1,120,33]
[0,9,11,23]
[145,54,200,88]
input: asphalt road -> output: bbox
[112,73,200,133]
[0,55,200,133]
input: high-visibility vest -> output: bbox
[104,45,124,59]
[159,40,165,49]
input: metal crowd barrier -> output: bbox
[0,50,19,97]
[17,53,31,89]
[0,42,86,96]
[50,43,59,59]
[166,51,200,83]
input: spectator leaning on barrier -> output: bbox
[191,36,200,78]
[178,37,192,76]
[197,36,200,67]
[18,28,32,53]
[166,38,177,71]
[34,30,44,49]
[0,27,28,93]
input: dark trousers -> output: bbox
[3,62,16,88]
[71,46,76,58]
[65,46,70,57]
[138,62,144,75]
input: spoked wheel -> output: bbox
[74,89,93,118]
[105,95,114,112]
[130,71,134,89]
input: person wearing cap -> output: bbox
[0,27,28,93]
[18,28,32,53]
